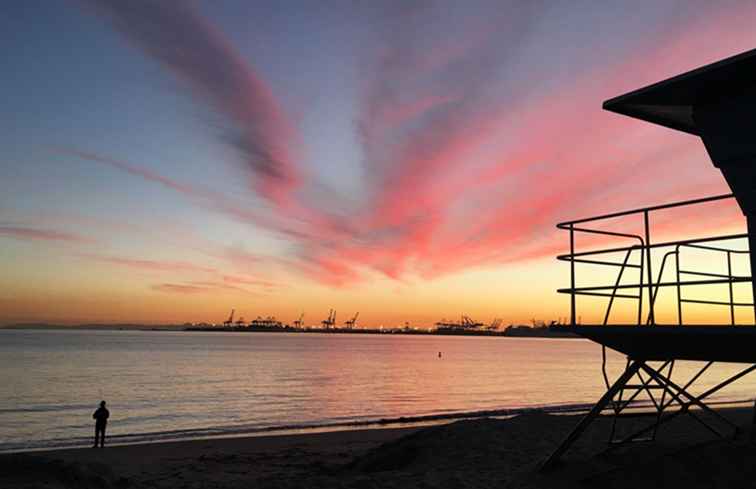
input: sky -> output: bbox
[2,0,756,326]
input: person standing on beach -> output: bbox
[92,400,110,448]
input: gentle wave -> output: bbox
[0,403,93,414]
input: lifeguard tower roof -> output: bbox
[603,47,756,136]
[604,48,756,217]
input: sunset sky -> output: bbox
[2,0,756,326]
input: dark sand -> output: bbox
[4,406,756,488]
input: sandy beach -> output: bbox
[4,405,756,488]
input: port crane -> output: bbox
[345,312,359,329]
[461,315,484,328]
[235,316,246,327]
[435,315,484,331]
[293,313,304,328]
[487,318,503,330]
[321,309,336,329]
[223,309,235,326]
[250,316,283,328]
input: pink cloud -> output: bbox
[321,5,756,283]
[64,4,756,288]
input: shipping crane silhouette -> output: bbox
[487,318,503,331]
[223,309,235,326]
[321,309,336,329]
[293,313,304,328]
[345,312,359,329]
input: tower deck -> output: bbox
[552,325,756,363]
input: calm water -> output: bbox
[2,329,755,452]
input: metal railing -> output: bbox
[557,193,755,326]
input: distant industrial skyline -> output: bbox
[2,0,756,326]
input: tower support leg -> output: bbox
[540,360,642,471]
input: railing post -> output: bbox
[570,223,576,326]
[727,251,735,325]
[644,210,655,325]
[637,247,644,326]
[675,247,682,326]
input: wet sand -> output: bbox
[3,406,756,488]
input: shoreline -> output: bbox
[1,324,579,339]
[0,401,601,454]
[4,406,756,488]
[4,397,753,454]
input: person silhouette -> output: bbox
[92,400,110,448]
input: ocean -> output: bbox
[2,329,755,452]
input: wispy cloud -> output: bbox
[84,254,217,274]
[0,225,93,243]
[62,146,357,253]
[59,147,299,236]
[151,283,212,295]
[82,252,279,295]
[220,274,281,290]
[152,280,260,295]
[81,0,300,205]
[59,148,202,196]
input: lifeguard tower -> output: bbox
[543,48,756,469]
